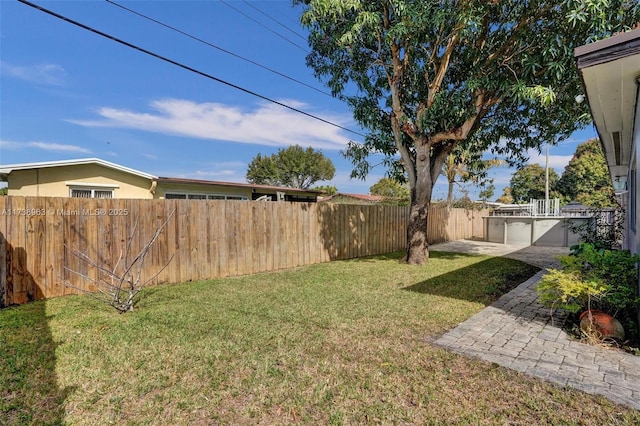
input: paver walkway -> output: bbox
[432,240,640,410]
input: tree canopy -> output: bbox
[300,0,639,264]
[556,139,615,207]
[246,145,336,189]
[370,177,409,203]
[509,164,560,203]
[503,139,616,206]
[496,187,514,204]
[312,185,338,196]
[478,182,495,206]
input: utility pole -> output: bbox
[545,142,549,216]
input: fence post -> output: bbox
[0,232,5,308]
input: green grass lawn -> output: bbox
[2,251,638,425]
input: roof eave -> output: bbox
[0,158,157,180]
[155,177,322,195]
[575,29,640,185]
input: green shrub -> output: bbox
[568,208,625,250]
[567,243,640,317]
[537,243,640,341]
[536,268,608,314]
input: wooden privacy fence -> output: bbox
[0,196,487,306]
[427,205,487,244]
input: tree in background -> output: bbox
[556,139,615,207]
[370,177,409,204]
[441,144,505,204]
[510,164,560,203]
[312,185,338,195]
[496,187,514,204]
[246,145,335,189]
[478,182,495,207]
[300,0,639,264]
[0,188,7,196]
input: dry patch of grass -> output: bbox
[2,251,638,424]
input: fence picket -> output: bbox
[0,196,487,304]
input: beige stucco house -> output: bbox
[0,158,321,202]
[575,27,640,322]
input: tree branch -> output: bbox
[62,209,176,313]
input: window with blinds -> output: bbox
[70,188,114,198]
[165,193,248,200]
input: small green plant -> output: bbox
[536,269,608,314]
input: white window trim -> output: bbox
[65,181,120,189]
[69,187,114,198]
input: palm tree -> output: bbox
[442,146,504,204]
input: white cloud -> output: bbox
[0,140,91,154]
[0,140,22,150]
[0,62,67,86]
[68,98,354,151]
[526,149,572,171]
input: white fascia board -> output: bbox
[0,158,157,180]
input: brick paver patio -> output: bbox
[432,241,640,410]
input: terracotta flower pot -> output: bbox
[579,309,625,340]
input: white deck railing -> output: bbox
[530,198,560,217]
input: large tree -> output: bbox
[300,0,639,264]
[246,145,336,189]
[556,138,615,207]
[510,163,560,203]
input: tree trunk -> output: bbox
[405,145,434,265]
[447,180,454,204]
[406,197,430,265]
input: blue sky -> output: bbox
[0,0,597,199]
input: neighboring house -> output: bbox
[0,158,320,202]
[575,28,640,321]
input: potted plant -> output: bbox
[579,309,625,340]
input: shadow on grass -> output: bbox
[402,252,540,306]
[0,300,74,424]
[339,251,406,262]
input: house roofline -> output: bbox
[155,176,322,195]
[0,158,157,181]
[575,28,640,69]
[0,157,322,195]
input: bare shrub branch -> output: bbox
[63,209,175,313]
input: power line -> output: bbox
[219,0,309,53]
[241,0,307,42]
[17,0,366,139]
[105,0,333,98]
